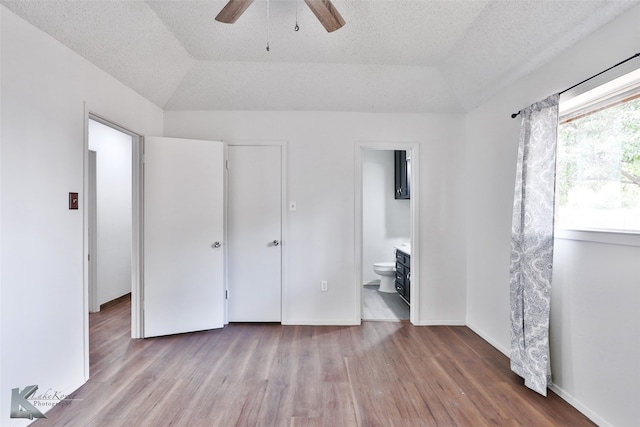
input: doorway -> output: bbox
[355,143,420,324]
[87,119,133,313]
[361,149,410,321]
[84,112,143,378]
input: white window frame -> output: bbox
[555,62,640,247]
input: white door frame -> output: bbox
[355,142,420,325]
[225,140,288,324]
[83,108,144,379]
[88,150,98,313]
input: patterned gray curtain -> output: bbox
[510,93,559,396]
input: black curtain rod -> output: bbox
[510,51,640,118]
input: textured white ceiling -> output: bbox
[1,0,638,113]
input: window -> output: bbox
[556,68,640,233]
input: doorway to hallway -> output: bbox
[84,113,143,378]
[87,118,134,314]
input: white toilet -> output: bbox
[373,262,396,293]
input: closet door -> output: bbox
[227,145,282,322]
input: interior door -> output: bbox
[143,136,225,337]
[228,145,282,322]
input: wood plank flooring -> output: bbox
[33,297,595,426]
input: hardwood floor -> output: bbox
[33,298,595,426]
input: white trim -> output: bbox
[223,143,229,325]
[283,319,361,326]
[554,229,640,247]
[225,140,288,324]
[466,320,613,427]
[548,384,613,427]
[82,105,90,381]
[466,322,510,356]
[355,141,420,325]
[414,320,467,326]
[87,150,98,313]
[131,134,143,339]
[560,55,640,103]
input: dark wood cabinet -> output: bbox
[395,249,410,304]
[394,150,410,199]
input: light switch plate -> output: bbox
[69,192,79,210]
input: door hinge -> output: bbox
[225,160,229,170]
[88,254,91,261]
[225,290,228,299]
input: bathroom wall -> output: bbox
[88,119,132,307]
[362,150,410,283]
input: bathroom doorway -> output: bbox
[355,143,420,324]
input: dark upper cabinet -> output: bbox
[394,150,410,199]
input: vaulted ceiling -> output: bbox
[2,1,637,113]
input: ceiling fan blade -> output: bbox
[304,0,345,32]
[215,0,255,24]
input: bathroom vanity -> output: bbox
[395,247,410,305]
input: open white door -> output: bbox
[143,136,225,337]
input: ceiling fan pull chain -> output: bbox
[266,0,271,51]
[295,0,300,31]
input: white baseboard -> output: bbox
[466,323,611,427]
[548,384,612,427]
[282,319,361,326]
[414,320,466,326]
[465,322,509,356]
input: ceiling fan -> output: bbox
[215,0,345,33]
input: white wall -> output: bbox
[0,7,163,424]
[362,150,410,283]
[551,235,639,427]
[164,111,467,325]
[88,120,132,307]
[465,4,640,426]
[8,1,636,425]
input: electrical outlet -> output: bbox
[321,280,328,292]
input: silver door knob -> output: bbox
[272,240,280,246]
[212,241,221,248]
